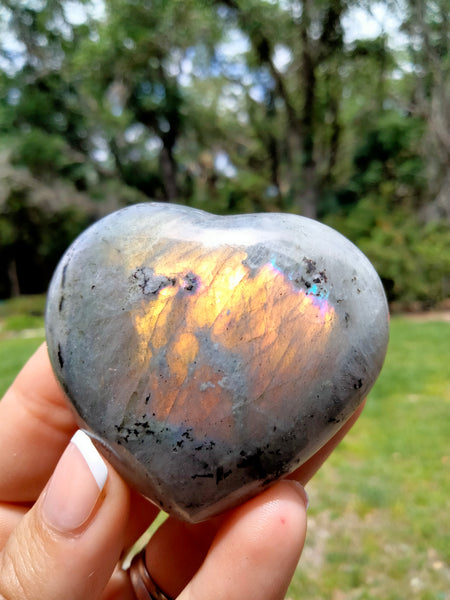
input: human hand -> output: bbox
[0,344,363,600]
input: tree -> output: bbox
[401,0,450,221]
[71,0,223,202]
[0,0,448,305]
[213,0,349,218]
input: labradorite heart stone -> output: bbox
[46,203,388,522]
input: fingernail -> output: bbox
[286,480,310,510]
[42,430,108,533]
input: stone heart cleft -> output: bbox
[45,203,389,522]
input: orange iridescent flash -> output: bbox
[132,244,336,434]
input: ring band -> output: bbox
[129,549,173,600]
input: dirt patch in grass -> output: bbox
[400,310,450,323]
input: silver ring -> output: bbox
[128,549,173,600]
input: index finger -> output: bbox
[0,343,77,502]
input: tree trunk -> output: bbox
[301,164,320,220]
[8,259,20,297]
[159,145,178,202]
[296,0,318,219]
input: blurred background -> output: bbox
[0,1,448,598]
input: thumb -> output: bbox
[0,431,130,600]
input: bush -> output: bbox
[11,129,70,177]
[324,197,450,307]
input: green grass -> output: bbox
[0,294,47,319]
[0,337,45,394]
[288,317,450,600]
[0,294,46,339]
[0,300,448,599]
[0,295,46,393]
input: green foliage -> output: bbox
[321,108,449,306]
[0,1,448,306]
[352,110,426,197]
[12,128,69,176]
[0,189,90,297]
[362,217,450,305]
[325,200,450,305]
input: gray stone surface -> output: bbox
[46,203,389,522]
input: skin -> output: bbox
[0,343,364,600]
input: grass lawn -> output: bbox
[288,317,450,600]
[0,294,46,394]
[0,299,448,599]
[0,337,45,395]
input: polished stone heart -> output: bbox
[46,203,388,522]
